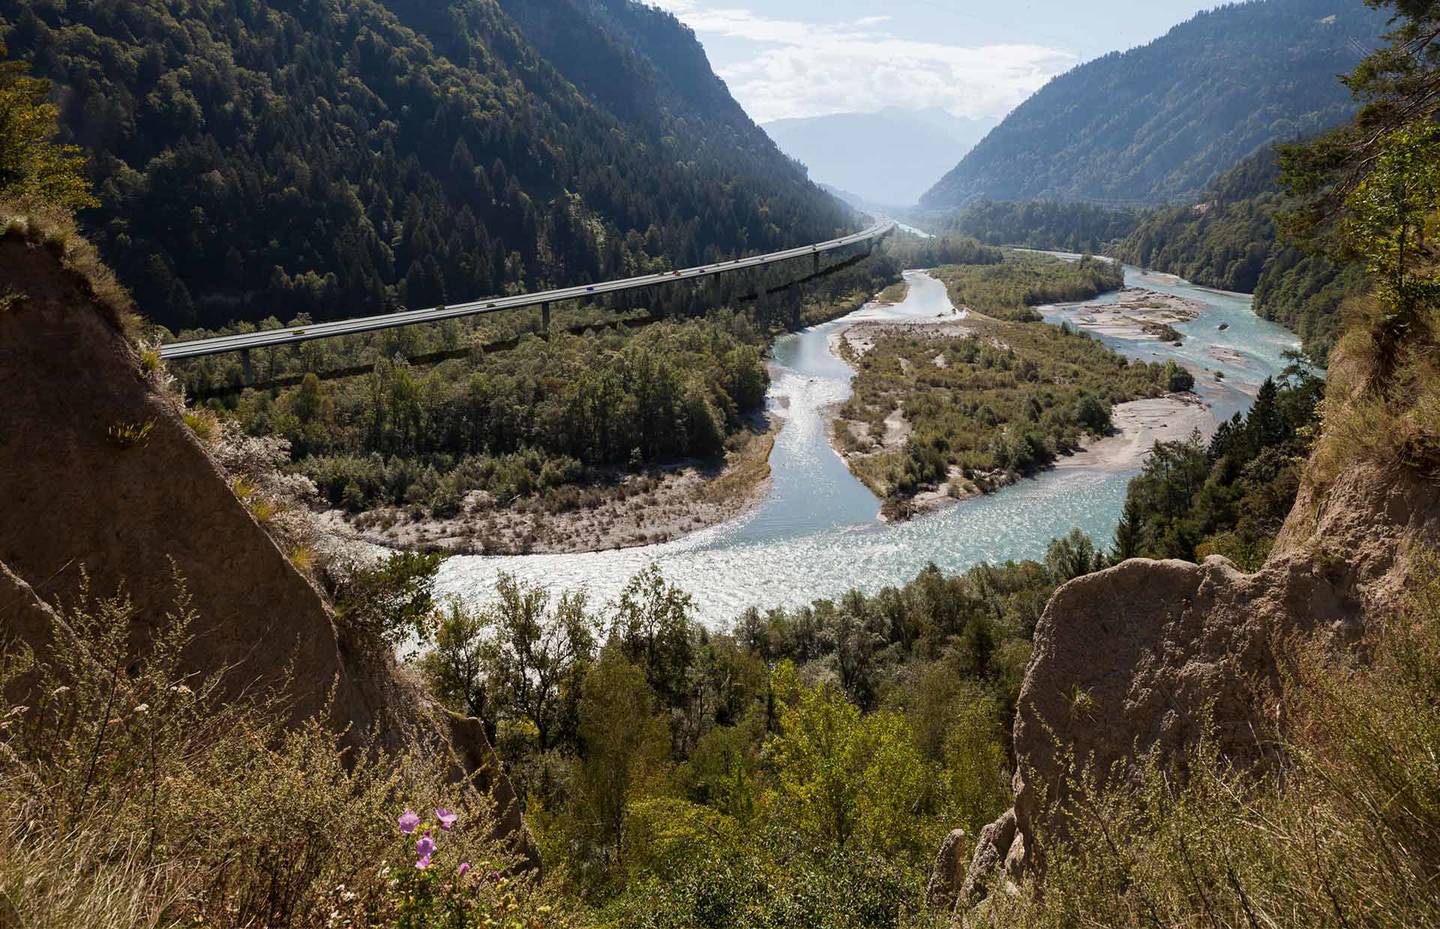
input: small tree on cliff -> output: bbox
[0,44,95,214]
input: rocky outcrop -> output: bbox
[0,226,536,867]
[959,811,1016,903]
[925,827,970,909]
[946,456,1440,907]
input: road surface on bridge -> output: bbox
[160,222,895,360]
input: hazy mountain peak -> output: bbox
[764,107,999,208]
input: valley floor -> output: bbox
[826,263,1194,520]
[316,426,776,555]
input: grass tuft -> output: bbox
[106,419,154,449]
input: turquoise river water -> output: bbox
[436,262,1299,625]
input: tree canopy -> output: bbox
[0,40,93,214]
[0,0,851,330]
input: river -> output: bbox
[435,263,1299,626]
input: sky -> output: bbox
[649,0,1224,124]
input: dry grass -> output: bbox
[977,554,1440,929]
[0,200,137,340]
[0,582,570,929]
[106,419,155,449]
[1310,292,1440,485]
[181,408,221,447]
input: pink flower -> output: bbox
[457,862,471,878]
[435,808,458,831]
[398,809,420,835]
[415,854,432,870]
[416,834,436,859]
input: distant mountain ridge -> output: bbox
[765,107,998,207]
[921,0,1388,209]
[0,0,850,331]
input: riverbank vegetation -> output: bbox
[169,228,1021,553]
[838,313,1185,514]
[169,251,905,553]
[885,234,1004,270]
[835,250,1172,514]
[239,315,770,522]
[150,209,917,552]
[416,535,1104,928]
[929,252,1124,322]
[1114,145,1368,359]
[1113,364,1323,569]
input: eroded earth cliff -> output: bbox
[0,223,536,867]
[936,418,1440,910]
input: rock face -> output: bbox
[958,811,1016,904]
[0,228,535,867]
[925,827,970,909]
[947,456,1440,904]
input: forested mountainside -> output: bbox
[920,0,1387,209]
[1114,145,1366,357]
[0,0,850,331]
[925,200,1142,253]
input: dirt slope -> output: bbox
[936,455,1439,907]
[0,226,535,866]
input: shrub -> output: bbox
[0,581,558,929]
[333,550,444,651]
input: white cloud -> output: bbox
[651,1,1074,122]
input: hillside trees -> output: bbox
[1114,365,1324,568]
[0,41,93,214]
[0,0,850,330]
[1278,0,1440,469]
[418,549,1076,921]
[933,200,1140,253]
[921,0,1387,207]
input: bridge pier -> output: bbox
[239,348,255,386]
[813,252,821,274]
[541,302,551,338]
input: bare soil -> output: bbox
[318,427,777,555]
[1062,287,1205,341]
